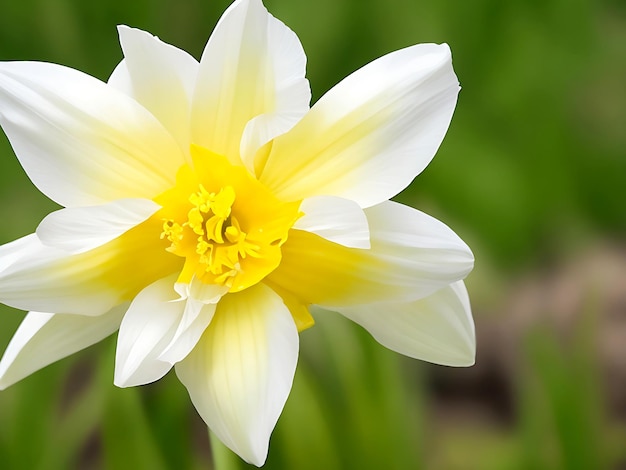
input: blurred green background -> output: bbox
[1,0,625,468]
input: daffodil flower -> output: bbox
[0,0,474,465]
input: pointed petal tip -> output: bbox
[113,358,138,388]
[116,24,152,42]
[445,338,476,367]
[335,280,476,367]
[112,376,126,388]
[112,359,170,388]
[176,284,298,468]
[259,40,462,207]
[247,452,268,468]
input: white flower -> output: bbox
[0,0,474,465]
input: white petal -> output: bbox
[336,281,475,366]
[155,298,214,366]
[0,235,34,274]
[0,304,126,390]
[0,235,122,315]
[159,279,228,364]
[191,0,310,166]
[259,43,459,207]
[366,201,473,274]
[36,198,160,254]
[108,60,133,91]
[0,219,179,316]
[114,275,220,387]
[268,201,473,307]
[0,61,184,207]
[293,195,370,248]
[111,26,199,159]
[176,283,298,466]
[358,201,474,300]
[114,275,182,386]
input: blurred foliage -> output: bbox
[0,0,624,469]
[519,314,606,470]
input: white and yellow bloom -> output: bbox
[0,0,474,465]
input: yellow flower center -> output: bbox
[154,145,302,293]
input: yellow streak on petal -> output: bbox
[263,281,314,332]
[267,228,407,307]
[86,216,182,302]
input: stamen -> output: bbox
[160,185,256,285]
[154,148,302,292]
